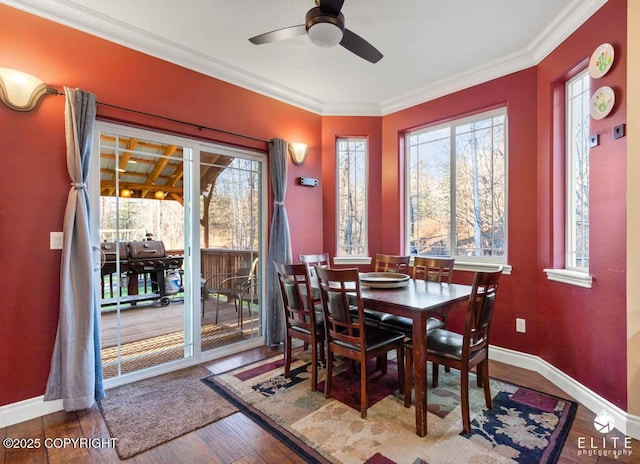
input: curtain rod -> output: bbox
[48,89,269,144]
[96,101,270,143]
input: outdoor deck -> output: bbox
[100,295,259,378]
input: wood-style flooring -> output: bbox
[2,346,637,463]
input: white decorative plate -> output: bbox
[589,43,614,79]
[590,86,615,120]
[359,272,410,288]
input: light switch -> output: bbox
[50,232,64,250]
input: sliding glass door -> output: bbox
[91,122,266,382]
[94,124,193,379]
[199,146,265,353]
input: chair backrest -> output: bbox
[412,256,455,284]
[315,267,365,349]
[274,262,318,334]
[374,253,410,273]
[298,253,330,276]
[463,267,503,359]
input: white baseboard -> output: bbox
[0,396,63,429]
[490,345,640,440]
[2,345,639,440]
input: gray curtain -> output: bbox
[265,138,292,346]
[44,87,105,410]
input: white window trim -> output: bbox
[544,268,592,288]
[333,256,373,266]
[565,70,590,272]
[404,107,508,263]
[336,137,369,257]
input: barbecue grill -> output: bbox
[100,240,183,307]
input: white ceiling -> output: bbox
[5,0,606,115]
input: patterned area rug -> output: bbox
[102,323,245,377]
[203,355,577,464]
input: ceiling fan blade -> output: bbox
[340,29,383,63]
[317,0,345,16]
[249,24,306,45]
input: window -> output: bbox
[565,70,590,271]
[337,138,368,256]
[406,108,507,262]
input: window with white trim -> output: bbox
[337,138,367,256]
[405,108,507,262]
[566,70,590,271]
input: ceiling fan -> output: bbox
[248,0,383,64]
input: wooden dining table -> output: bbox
[358,279,473,437]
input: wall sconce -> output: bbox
[121,189,132,198]
[0,68,50,111]
[288,142,309,165]
[154,191,166,200]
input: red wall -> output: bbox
[1,0,629,412]
[377,68,539,356]
[0,4,322,406]
[536,0,627,408]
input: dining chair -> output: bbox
[275,262,325,391]
[316,266,405,418]
[298,252,330,276]
[380,256,455,336]
[359,253,412,326]
[373,253,410,273]
[404,266,503,432]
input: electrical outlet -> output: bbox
[516,318,526,333]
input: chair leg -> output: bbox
[432,362,439,388]
[284,335,292,379]
[461,367,471,433]
[319,340,326,367]
[360,359,368,418]
[310,338,318,391]
[215,295,221,324]
[380,353,388,375]
[481,360,492,408]
[397,345,405,394]
[404,346,413,408]
[325,351,333,398]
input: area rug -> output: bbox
[203,355,577,464]
[102,323,245,378]
[99,365,238,459]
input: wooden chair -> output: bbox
[381,256,455,336]
[373,253,410,273]
[404,267,503,432]
[359,253,412,326]
[316,267,405,418]
[298,253,330,276]
[275,262,325,391]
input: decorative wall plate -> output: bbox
[589,43,614,79]
[590,86,615,120]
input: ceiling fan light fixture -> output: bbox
[308,22,343,47]
[305,7,344,48]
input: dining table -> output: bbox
[357,278,473,437]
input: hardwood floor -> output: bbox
[2,347,637,463]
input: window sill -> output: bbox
[333,256,372,266]
[543,268,592,288]
[452,261,512,275]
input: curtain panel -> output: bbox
[265,138,292,346]
[44,87,105,410]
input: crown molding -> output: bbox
[2,0,608,116]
